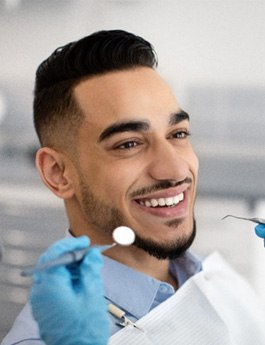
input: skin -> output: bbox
[36,67,199,287]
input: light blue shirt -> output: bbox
[2,249,202,344]
[102,251,202,335]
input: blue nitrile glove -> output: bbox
[255,224,265,246]
[30,236,109,345]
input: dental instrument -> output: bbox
[108,303,144,332]
[21,226,135,277]
[222,215,265,225]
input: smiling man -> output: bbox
[67,68,198,265]
[32,32,199,287]
[3,30,265,345]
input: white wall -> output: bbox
[1,0,265,90]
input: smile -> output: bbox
[137,192,184,208]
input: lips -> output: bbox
[138,192,184,208]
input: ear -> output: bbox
[35,147,75,200]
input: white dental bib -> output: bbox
[109,252,265,345]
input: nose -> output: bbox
[147,140,191,182]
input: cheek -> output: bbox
[88,162,139,201]
[187,149,199,178]
[106,164,139,197]
[189,153,199,205]
[193,154,199,178]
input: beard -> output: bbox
[79,178,196,260]
[133,218,196,260]
[79,178,126,233]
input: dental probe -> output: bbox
[222,215,265,225]
[21,226,135,277]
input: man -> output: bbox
[2,30,265,345]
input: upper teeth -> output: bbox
[139,192,184,208]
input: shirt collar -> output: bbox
[170,251,203,287]
[66,229,160,318]
[66,229,202,319]
[102,251,202,320]
[102,255,161,319]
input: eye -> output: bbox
[170,129,191,139]
[115,140,141,150]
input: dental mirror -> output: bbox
[112,226,135,246]
[21,226,135,277]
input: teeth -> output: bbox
[140,192,184,208]
[174,195,179,204]
[179,193,184,201]
[151,199,159,207]
[165,197,174,206]
[158,198,166,206]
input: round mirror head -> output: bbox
[112,226,135,246]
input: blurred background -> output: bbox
[0,0,265,339]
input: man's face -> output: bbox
[72,67,199,259]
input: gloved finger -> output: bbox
[31,261,72,285]
[83,247,103,268]
[53,247,104,294]
[37,236,90,266]
[30,262,79,303]
[32,236,90,284]
[255,224,265,239]
[79,247,106,296]
[80,247,103,279]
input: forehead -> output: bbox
[73,67,181,131]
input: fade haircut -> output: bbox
[33,30,158,149]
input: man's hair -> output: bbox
[33,29,158,148]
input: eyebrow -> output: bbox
[98,109,190,142]
[169,110,190,125]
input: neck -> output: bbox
[104,245,178,290]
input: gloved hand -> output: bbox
[255,224,265,245]
[30,236,109,345]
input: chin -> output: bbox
[133,218,196,260]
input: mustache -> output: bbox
[130,177,192,199]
